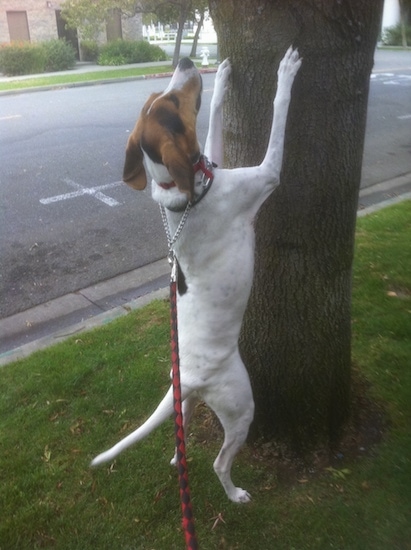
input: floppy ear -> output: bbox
[161,140,194,202]
[123,117,147,190]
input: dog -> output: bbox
[92,48,301,503]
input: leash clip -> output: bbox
[168,249,178,283]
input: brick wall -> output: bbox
[0,1,58,43]
[0,1,142,45]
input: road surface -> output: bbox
[0,50,410,319]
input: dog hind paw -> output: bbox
[229,487,251,504]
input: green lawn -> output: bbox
[0,201,410,549]
[0,61,217,92]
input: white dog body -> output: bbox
[92,48,301,503]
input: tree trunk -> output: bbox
[190,11,205,58]
[399,0,409,47]
[173,5,189,67]
[209,0,384,450]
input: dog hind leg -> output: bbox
[201,359,255,503]
[212,402,254,503]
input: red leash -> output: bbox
[170,258,198,549]
[161,156,215,548]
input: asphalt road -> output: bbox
[1,50,410,319]
[362,49,411,187]
[0,74,214,318]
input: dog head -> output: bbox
[123,58,202,203]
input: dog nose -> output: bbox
[178,57,195,70]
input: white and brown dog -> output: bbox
[92,48,301,503]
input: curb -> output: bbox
[358,191,411,217]
[0,288,168,367]
[1,178,410,368]
[0,258,171,366]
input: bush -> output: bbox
[382,24,411,46]
[80,40,99,62]
[0,42,45,76]
[98,39,167,66]
[41,39,76,71]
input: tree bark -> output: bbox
[209,0,384,450]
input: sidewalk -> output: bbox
[1,173,410,367]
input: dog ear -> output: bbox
[161,140,194,202]
[123,117,147,190]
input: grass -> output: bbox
[0,65,174,92]
[0,201,410,549]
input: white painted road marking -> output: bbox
[0,114,22,121]
[370,73,411,86]
[398,114,411,120]
[40,179,122,207]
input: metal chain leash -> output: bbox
[160,202,192,254]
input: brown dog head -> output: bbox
[123,58,202,202]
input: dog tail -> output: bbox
[90,385,174,467]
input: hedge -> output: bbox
[0,42,45,76]
[382,24,411,46]
[0,39,76,76]
[98,39,167,66]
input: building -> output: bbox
[381,0,401,30]
[0,1,142,59]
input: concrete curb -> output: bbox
[0,288,168,366]
[358,191,411,217]
[0,258,170,366]
[1,176,410,367]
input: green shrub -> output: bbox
[80,40,99,62]
[98,39,167,66]
[382,23,411,46]
[131,40,167,62]
[0,42,45,76]
[41,39,76,71]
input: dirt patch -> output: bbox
[190,367,386,486]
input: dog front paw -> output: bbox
[277,46,302,87]
[216,58,231,82]
[212,58,231,108]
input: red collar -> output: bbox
[158,155,215,190]
[193,155,215,181]
[158,181,176,190]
